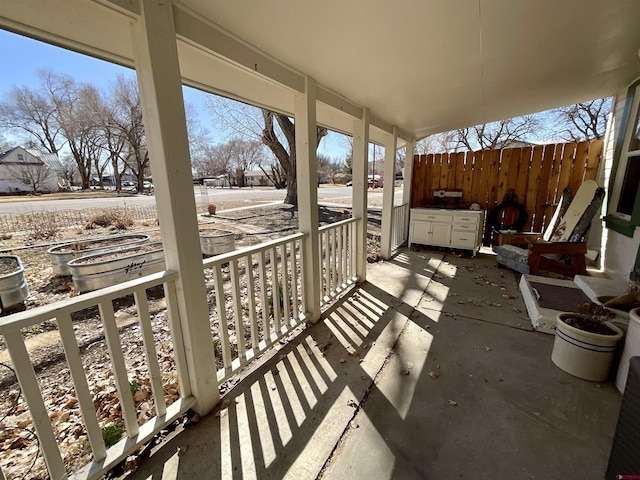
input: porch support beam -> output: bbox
[353,109,370,280]
[380,127,398,259]
[295,76,321,323]
[132,0,218,415]
[402,138,415,237]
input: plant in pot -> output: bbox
[551,302,624,382]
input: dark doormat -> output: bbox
[529,281,591,312]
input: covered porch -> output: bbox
[1,0,640,478]
[128,250,620,479]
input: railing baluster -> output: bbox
[291,240,300,322]
[271,247,282,334]
[57,313,107,462]
[213,267,232,368]
[330,228,336,294]
[337,225,343,288]
[163,279,191,399]
[4,330,67,480]
[281,243,291,327]
[342,224,348,286]
[318,230,324,297]
[99,299,139,437]
[297,237,306,318]
[133,289,167,417]
[323,230,330,298]
[229,259,246,360]
[258,250,270,341]
[245,254,259,349]
[350,220,356,278]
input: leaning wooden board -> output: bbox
[550,180,599,242]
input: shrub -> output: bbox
[85,209,134,230]
[26,212,59,240]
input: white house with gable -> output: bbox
[0,146,58,194]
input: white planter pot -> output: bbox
[551,313,624,382]
[615,307,640,393]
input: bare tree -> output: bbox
[205,97,327,206]
[230,138,264,186]
[0,70,66,154]
[451,115,541,151]
[550,98,612,141]
[109,76,148,191]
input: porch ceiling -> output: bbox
[2,0,640,141]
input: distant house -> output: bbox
[245,170,274,186]
[0,146,59,194]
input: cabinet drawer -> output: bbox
[452,214,479,224]
[412,213,453,222]
[452,223,478,232]
[451,231,476,248]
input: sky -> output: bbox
[0,29,349,160]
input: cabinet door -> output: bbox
[411,220,432,243]
[431,222,452,245]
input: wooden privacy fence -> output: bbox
[410,140,603,241]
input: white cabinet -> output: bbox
[409,208,484,255]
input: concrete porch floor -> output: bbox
[129,249,621,480]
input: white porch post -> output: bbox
[402,138,415,237]
[353,109,370,281]
[380,128,398,259]
[295,77,321,323]
[132,0,218,414]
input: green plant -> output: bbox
[130,379,141,394]
[102,423,124,447]
[565,302,616,335]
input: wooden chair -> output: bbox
[493,184,604,278]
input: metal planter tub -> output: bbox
[67,242,165,292]
[48,234,150,276]
[0,255,29,311]
[199,228,236,256]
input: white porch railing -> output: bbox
[0,222,360,479]
[0,271,193,480]
[318,218,358,303]
[392,203,409,252]
[202,233,306,384]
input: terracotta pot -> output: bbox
[615,307,640,392]
[551,313,623,382]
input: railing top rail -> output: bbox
[318,217,358,233]
[202,232,305,267]
[0,270,178,335]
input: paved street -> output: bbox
[0,186,404,217]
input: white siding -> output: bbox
[601,86,640,281]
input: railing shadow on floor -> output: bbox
[128,280,438,480]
